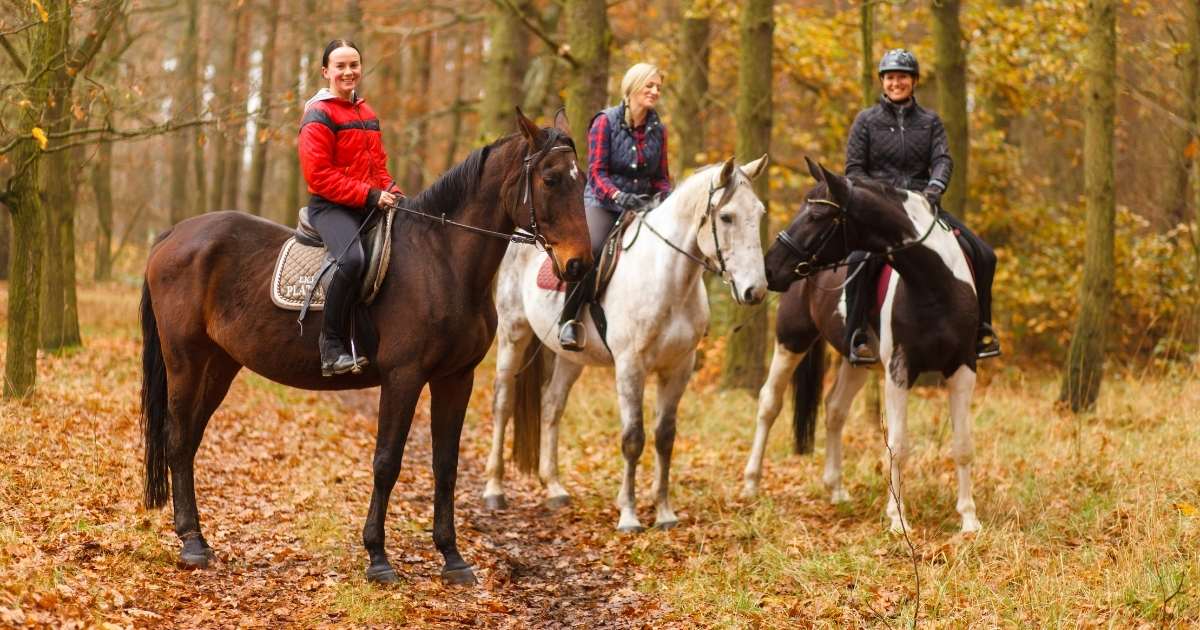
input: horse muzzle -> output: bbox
[563,256,590,282]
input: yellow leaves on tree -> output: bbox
[31,127,48,150]
[30,0,49,22]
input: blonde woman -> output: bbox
[560,63,673,351]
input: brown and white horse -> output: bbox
[743,158,982,534]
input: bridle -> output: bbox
[389,137,577,275]
[774,180,939,279]
[638,176,739,284]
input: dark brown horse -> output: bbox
[742,158,983,535]
[140,111,592,584]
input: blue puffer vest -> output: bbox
[583,103,666,212]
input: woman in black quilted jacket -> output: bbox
[842,48,999,365]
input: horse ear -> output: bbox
[805,156,825,183]
[718,157,736,188]
[740,153,769,181]
[553,108,571,137]
[515,107,542,149]
[823,166,851,206]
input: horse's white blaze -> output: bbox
[568,162,580,182]
[742,342,802,496]
[902,193,974,290]
[489,161,767,529]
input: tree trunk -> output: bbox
[0,204,9,281]
[222,3,252,210]
[722,0,773,391]
[932,0,969,218]
[247,0,281,217]
[860,0,875,108]
[93,140,114,282]
[1060,0,1116,412]
[1165,0,1200,227]
[444,30,469,171]
[171,0,201,222]
[483,0,529,140]
[676,0,709,172]
[404,32,433,192]
[564,0,610,163]
[283,32,305,224]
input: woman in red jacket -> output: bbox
[299,39,403,376]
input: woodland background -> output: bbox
[0,0,1199,627]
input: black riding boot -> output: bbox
[844,252,880,366]
[558,279,591,352]
[320,266,368,376]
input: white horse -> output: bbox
[483,156,769,532]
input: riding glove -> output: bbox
[614,191,652,210]
[921,185,943,208]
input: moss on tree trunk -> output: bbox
[933,0,969,218]
[564,0,610,163]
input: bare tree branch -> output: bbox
[0,33,25,74]
[491,0,578,68]
[69,0,126,73]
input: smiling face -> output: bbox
[881,71,915,103]
[322,46,362,100]
[632,73,662,112]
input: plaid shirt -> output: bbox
[587,112,672,202]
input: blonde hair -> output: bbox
[621,63,663,126]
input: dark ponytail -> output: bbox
[321,39,362,67]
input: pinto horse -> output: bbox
[742,158,982,534]
[483,157,769,532]
[140,111,592,584]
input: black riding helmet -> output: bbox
[878,48,919,78]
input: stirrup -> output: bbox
[559,320,585,352]
[849,344,879,367]
[976,326,1001,360]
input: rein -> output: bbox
[638,179,735,283]
[776,186,941,280]
[388,143,576,267]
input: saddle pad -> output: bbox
[536,256,565,292]
[272,238,333,310]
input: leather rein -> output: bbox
[637,178,737,282]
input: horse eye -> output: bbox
[542,175,559,187]
[720,213,734,224]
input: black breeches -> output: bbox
[843,251,884,350]
[308,197,367,341]
[939,210,995,328]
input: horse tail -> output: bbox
[792,341,825,455]
[511,341,549,475]
[140,279,170,508]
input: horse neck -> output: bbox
[871,199,968,299]
[635,183,709,296]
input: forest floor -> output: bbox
[1,282,1198,628]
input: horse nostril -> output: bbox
[743,287,756,303]
[566,258,582,279]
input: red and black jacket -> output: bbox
[299,89,402,209]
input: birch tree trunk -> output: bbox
[247,0,281,217]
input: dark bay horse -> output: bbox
[742,158,983,534]
[140,111,592,584]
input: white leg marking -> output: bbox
[823,359,869,504]
[743,343,803,497]
[947,364,980,533]
[883,371,911,534]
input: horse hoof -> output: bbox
[654,519,679,531]
[483,495,508,510]
[544,495,570,510]
[830,489,851,504]
[616,524,645,534]
[178,549,214,569]
[365,563,399,584]
[441,566,477,586]
[960,517,982,534]
[741,484,759,499]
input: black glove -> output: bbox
[614,191,652,210]
[922,185,943,208]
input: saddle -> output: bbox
[535,209,638,300]
[270,206,396,311]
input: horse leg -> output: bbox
[882,373,912,534]
[743,342,802,497]
[482,323,533,510]
[614,360,648,533]
[823,360,869,504]
[947,365,980,533]
[539,359,584,509]
[650,353,694,529]
[429,370,477,585]
[164,347,240,568]
[362,373,422,584]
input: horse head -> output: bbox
[691,154,770,305]
[513,108,592,282]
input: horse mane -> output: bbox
[846,175,911,207]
